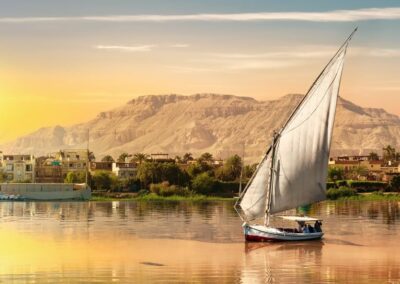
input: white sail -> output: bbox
[268,42,349,214]
[237,152,272,221]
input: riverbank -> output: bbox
[91,191,400,202]
[91,192,234,202]
[334,192,400,201]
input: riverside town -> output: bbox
[1,147,400,201]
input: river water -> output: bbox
[0,200,399,283]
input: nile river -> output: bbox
[1,200,400,283]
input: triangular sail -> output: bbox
[236,29,356,220]
[268,36,351,214]
[236,150,272,221]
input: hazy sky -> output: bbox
[1,0,400,143]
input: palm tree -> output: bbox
[132,153,148,164]
[88,151,96,162]
[198,152,214,164]
[183,153,193,164]
[101,155,115,162]
[382,145,396,161]
[368,152,379,161]
[117,152,130,163]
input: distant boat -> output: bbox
[234,28,357,242]
[0,183,91,201]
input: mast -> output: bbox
[238,142,245,196]
[86,128,89,186]
[265,131,278,225]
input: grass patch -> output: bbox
[326,186,357,200]
[335,192,400,201]
[91,193,233,202]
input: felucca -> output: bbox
[235,28,357,242]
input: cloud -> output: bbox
[169,43,190,48]
[211,50,334,59]
[365,48,400,57]
[95,44,156,52]
[1,7,400,23]
[168,45,400,73]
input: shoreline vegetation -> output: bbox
[90,191,400,202]
[91,192,234,202]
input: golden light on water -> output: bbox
[1,223,400,282]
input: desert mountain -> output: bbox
[1,93,400,163]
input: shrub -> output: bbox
[214,181,244,197]
[326,186,357,200]
[326,182,336,189]
[347,180,387,192]
[191,173,216,195]
[328,167,344,181]
[390,175,400,192]
[92,171,119,191]
[149,182,190,197]
[335,180,348,187]
[64,171,86,183]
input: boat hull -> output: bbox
[244,224,323,242]
[0,183,91,201]
[18,188,91,201]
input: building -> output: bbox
[35,156,63,183]
[112,162,137,179]
[0,152,36,182]
[329,156,386,180]
[90,161,113,172]
[54,149,89,179]
[328,159,360,172]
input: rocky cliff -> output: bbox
[1,93,399,163]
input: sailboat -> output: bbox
[234,28,357,242]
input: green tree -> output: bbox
[328,167,344,181]
[92,171,113,191]
[137,162,189,187]
[215,155,242,181]
[0,169,6,182]
[368,152,379,161]
[117,152,130,162]
[137,162,161,186]
[131,153,148,164]
[160,163,189,186]
[191,173,216,195]
[390,175,400,191]
[187,162,213,178]
[243,164,257,179]
[101,155,115,162]
[88,151,96,162]
[383,145,396,161]
[198,152,214,164]
[64,172,86,183]
[182,153,193,164]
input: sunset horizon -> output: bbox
[1,1,400,144]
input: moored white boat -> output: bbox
[244,216,323,242]
[235,28,357,242]
[0,183,91,201]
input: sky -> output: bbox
[0,0,400,144]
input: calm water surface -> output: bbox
[1,200,400,283]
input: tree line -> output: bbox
[79,152,257,197]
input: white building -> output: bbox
[0,152,36,182]
[112,162,137,179]
[54,149,89,179]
